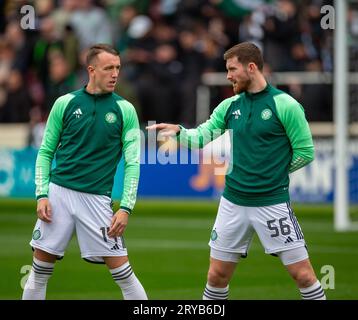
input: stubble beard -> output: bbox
[233,78,251,94]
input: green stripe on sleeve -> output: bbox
[274,93,314,173]
[118,100,140,212]
[35,94,74,198]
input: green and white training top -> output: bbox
[179,84,314,207]
[35,87,140,213]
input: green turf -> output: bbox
[0,198,357,300]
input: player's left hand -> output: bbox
[108,210,129,238]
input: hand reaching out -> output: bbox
[146,123,180,137]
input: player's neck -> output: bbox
[86,82,106,95]
[247,74,267,94]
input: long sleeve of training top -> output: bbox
[35,87,140,213]
[177,84,314,206]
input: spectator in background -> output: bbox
[50,0,77,39]
[0,40,13,80]
[44,51,75,114]
[123,14,155,122]
[32,16,63,85]
[61,24,79,75]
[121,14,154,83]
[208,16,230,49]
[75,47,90,89]
[0,39,14,117]
[70,0,113,50]
[304,0,331,66]
[177,29,204,126]
[289,42,310,71]
[0,69,32,123]
[138,43,182,123]
[105,0,150,20]
[202,36,225,73]
[297,60,333,122]
[238,10,265,48]
[114,5,138,53]
[4,19,34,74]
[0,0,335,125]
[51,0,79,73]
[152,21,177,45]
[34,0,55,18]
[263,0,300,71]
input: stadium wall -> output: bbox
[0,139,357,203]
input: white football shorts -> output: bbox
[209,197,306,260]
[30,183,127,263]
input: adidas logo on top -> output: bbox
[73,108,83,118]
[232,109,241,119]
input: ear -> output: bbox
[247,62,257,73]
[87,65,95,75]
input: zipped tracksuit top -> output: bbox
[179,84,314,206]
[35,87,140,213]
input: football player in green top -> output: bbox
[22,44,147,300]
[147,42,326,300]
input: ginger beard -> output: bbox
[232,69,251,94]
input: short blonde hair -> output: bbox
[86,44,119,66]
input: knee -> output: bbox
[207,268,230,287]
[292,269,317,288]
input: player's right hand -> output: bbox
[37,198,52,223]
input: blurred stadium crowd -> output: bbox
[0,0,335,145]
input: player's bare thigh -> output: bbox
[103,256,129,269]
[285,258,317,287]
[207,257,237,288]
[34,248,57,263]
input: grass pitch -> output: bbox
[0,198,357,300]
